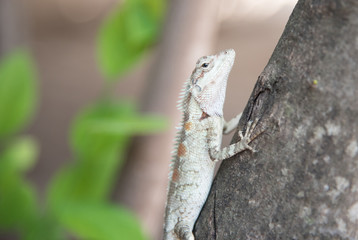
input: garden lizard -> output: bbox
[163,49,262,240]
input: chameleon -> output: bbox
[163,49,262,240]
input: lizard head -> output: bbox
[190,49,235,117]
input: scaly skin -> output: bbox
[163,49,261,240]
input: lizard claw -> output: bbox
[238,130,244,139]
[237,118,264,152]
[241,137,258,153]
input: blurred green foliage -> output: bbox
[98,0,166,81]
[0,50,37,139]
[0,0,167,239]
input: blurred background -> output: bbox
[0,0,297,239]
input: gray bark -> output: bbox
[195,0,358,239]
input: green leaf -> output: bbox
[70,101,134,156]
[48,102,131,208]
[48,100,166,214]
[47,140,127,208]
[0,174,37,231]
[58,203,147,240]
[78,114,167,136]
[23,213,65,240]
[0,175,64,240]
[0,136,42,237]
[97,0,166,80]
[0,50,37,139]
[0,136,63,239]
[70,101,167,155]
[0,136,38,173]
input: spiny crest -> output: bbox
[176,78,191,112]
[169,78,191,180]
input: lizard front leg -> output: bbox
[209,119,262,162]
[223,112,242,134]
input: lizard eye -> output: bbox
[201,63,209,68]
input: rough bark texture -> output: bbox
[195,0,358,239]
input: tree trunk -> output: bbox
[195,0,358,239]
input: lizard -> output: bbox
[163,49,262,240]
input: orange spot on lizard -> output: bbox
[177,143,186,157]
[184,122,192,131]
[171,168,179,182]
